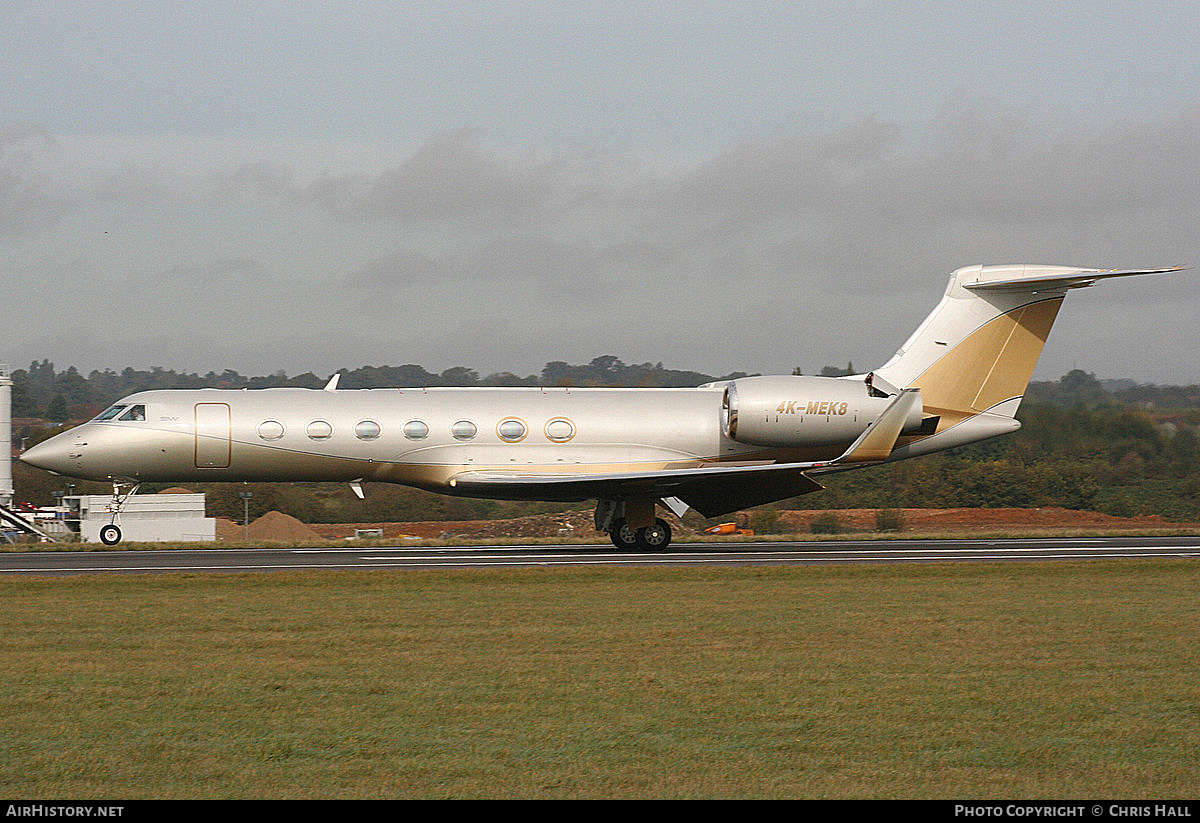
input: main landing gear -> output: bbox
[595,500,673,551]
[98,481,140,545]
[608,517,672,551]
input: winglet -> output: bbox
[837,388,922,463]
[324,374,341,392]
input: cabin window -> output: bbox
[402,420,429,440]
[497,418,526,442]
[306,420,333,440]
[94,405,127,421]
[118,405,146,422]
[450,420,477,441]
[355,420,382,441]
[544,418,576,442]
[258,420,285,441]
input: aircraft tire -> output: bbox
[636,519,672,551]
[99,524,122,545]
[609,518,640,551]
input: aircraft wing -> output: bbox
[448,388,923,517]
[448,461,826,518]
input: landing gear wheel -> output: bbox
[99,524,122,546]
[637,518,672,551]
[609,518,640,551]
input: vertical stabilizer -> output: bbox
[872,265,1179,426]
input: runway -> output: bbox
[2,535,1199,576]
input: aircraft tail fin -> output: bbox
[871,265,1181,424]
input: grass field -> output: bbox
[2,560,1198,798]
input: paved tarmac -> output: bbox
[2,535,1199,576]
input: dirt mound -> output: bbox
[214,517,242,540]
[311,509,609,540]
[157,487,196,495]
[246,510,321,542]
[433,509,608,540]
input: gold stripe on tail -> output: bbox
[910,297,1063,417]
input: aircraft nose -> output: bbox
[19,432,81,476]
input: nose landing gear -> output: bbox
[98,481,140,545]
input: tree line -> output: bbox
[8,356,755,422]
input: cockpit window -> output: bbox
[118,404,146,422]
[95,405,127,421]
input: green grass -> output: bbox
[2,561,1199,798]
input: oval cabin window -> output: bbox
[402,420,429,440]
[355,420,382,440]
[306,420,333,440]
[258,420,285,441]
[497,418,526,442]
[544,418,575,442]
[451,420,477,441]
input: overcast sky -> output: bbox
[3,1,1198,384]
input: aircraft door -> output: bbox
[195,403,232,468]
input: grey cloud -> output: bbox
[159,257,267,283]
[666,137,803,219]
[348,249,451,290]
[0,123,58,150]
[294,171,367,212]
[920,109,1200,232]
[92,165,170,203]
[293,130,575,226]
[211,160,295,204]
[457,236,639,292]
[211,257,267,278]
[0,122,71,236]
[322,111,1198,370]
[346,236,649,312]
[7,109,1197,383]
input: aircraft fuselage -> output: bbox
[28,385,840,497]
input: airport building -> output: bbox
[64,493,216,543]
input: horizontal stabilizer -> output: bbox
[962,265,1183,293]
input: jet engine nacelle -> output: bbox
[721,375,924,447]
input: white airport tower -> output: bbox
[1,362,57,541]
[0,363,59,540]
[1,364,13,509]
